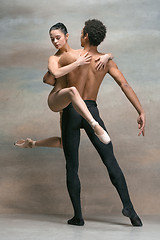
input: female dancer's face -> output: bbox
[50,29,68,49]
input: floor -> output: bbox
[0,214,159,240]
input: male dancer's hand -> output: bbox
[95,53,114,70]
[137,112,145,136]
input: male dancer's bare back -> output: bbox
[59,49,108,100]
[60,45,145,227]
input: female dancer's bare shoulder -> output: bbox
[59,49,82,67]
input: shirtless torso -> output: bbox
[59,49,109,100]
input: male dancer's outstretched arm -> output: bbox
[108,60,145,136]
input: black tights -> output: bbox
[62,100,133,219]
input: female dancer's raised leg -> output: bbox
[48,86,111,144]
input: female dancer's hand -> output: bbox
[76,52,92,66]
[95,53,114,70]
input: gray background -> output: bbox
[0,0,160,217]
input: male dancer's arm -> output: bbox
[108,60,145,136]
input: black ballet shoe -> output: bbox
[122,207,143,227]
[130,215,143,227]
[67,216,84,226]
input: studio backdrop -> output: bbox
[0,0,160,216]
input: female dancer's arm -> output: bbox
[44,53,114,86]
[43,54,90,86]
[48,52,91,79]
[43,71,56,86]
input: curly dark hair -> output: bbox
[83,19,107,46]
[49,23,68,35]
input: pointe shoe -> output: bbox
[95,130,111,144]
[14,138,35,148]
[90,120,111,144]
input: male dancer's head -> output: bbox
[81,19,107,48]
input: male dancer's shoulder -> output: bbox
[107,60,119,73]
[101,59,117,75]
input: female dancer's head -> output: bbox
[49,23,69,50]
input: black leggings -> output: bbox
[62,100,133,218]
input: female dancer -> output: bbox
[15,23,113,148]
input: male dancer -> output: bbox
[60,19,145,227]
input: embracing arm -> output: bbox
[43,71,56,86]
[48,53,91,79]
[108,60,145,136]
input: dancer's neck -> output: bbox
[59,43,71,54]
[83,44,98,54]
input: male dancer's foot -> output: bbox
[90,118,111,144]
[67,216,84,226]
[122,207,143,227]
[14,138,36,148]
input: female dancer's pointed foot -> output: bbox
[91,121,111,144]
[122,207,143,227]
[14,138,35,148]
[67,216,84,226]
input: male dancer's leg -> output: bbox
[82,101,142,226]
[62,105,84,226]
